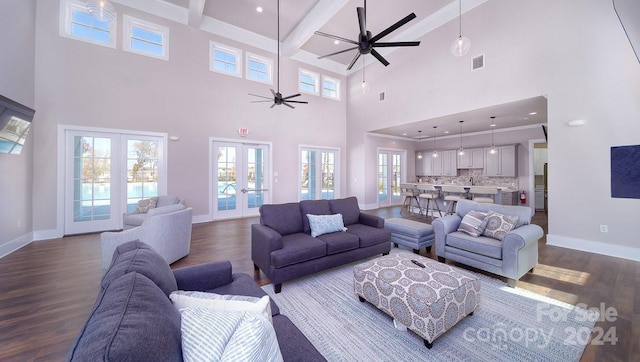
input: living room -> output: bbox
[1,0,639,360]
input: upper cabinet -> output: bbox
[484,145,517,177]
[416,150,457,176]
[457,148,484,169]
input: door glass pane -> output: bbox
[217,146,237,211]
[391,153,402,202]
[126,139,159,212]
[247,147,265,209]
[321,151,336,199]
[378,153,388,202]
[73,136,111,222]
[300,150,315,200]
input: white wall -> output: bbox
[346,0,640,260]
[31,0,346,236]
[0,0,36,255]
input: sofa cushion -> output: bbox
[306,213,347,237]
[68,272,182,361]
[446,231,503,259]
[102,241,178,297]
[270,233,327,268]
[260,203,304,236]
[156,195,181,207]
[457,211,488,237]
[170,291,272,324]
[482,211,519,241]
[346,223,391,247]
[300,200,332,234]
[317,230,360,255]
[180,309,282,362]
[329,197,361,226]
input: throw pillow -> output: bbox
[169,291,272,324]
[457,211,488,237]
[306,213,347,237]
[481,211,519,241]
[135,197,157,214]
[180,309,283,362]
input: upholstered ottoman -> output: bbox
[385,218,435,254]
[353,253,480,349]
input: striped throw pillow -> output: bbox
[457,211,488,237]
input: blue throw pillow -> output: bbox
[306,214,347,237]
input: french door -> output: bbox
[378,149,404,207]
[212,140,270,219]
[64,129,166,234]
[300,147,339,200]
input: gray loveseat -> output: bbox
[251,196,391,293]
[68,240,325,361]
[123,195,185,229]
[432,199,544,286]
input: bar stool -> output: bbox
[440,185,468,214]
[417,184,442,217]
[469,186,499,204]
[400,183,420,214]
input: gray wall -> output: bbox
[0,0,36,253]
[347,0,640,260]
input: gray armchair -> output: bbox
[432,199,543,286]
[123,195,185,230]
[101,205,193,269]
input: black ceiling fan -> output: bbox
[250,0,307,109]
[315,0,421,70]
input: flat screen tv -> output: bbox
[0,95,35,155]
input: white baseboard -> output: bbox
[0,233,34,259]
[192,214,210,224]
[547,234,640,262]
[34,228,63,241]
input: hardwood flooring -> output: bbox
[0,207,637,361]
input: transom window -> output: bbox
[299,69,319,95]
[322,76,341,100]
[59,0,116,48]
[210,42,242,77]
[246,53,273,84]
[123,16,169,61]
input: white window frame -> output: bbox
[210,42,242,78]
[299,69,320,96]
[245,52,273,85]
[122,15,169,61]
[59,0,117,49]
[321,75,341,100]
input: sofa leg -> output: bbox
[437,256,445,263]
[507,279,516,288]
[383,251,389,256]
[274,283,282,294]
[412,249,419,254]
[253,263,259,271]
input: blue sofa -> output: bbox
[68,240,325,361]
[252,197,392,293]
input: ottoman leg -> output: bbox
[413,249,419,254]
[394,242,398,248]
[424,339,433,349]
[426,245,432,254]
[437,256,446,263]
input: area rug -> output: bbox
[262,250,598,361]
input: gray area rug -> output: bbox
[262,250,598,361]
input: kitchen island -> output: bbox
[408,183,519,215]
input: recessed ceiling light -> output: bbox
[444,131,450,134]
[402,133,408,136]
[566,119,587,127]
[334,40,340,45]
[256,6,263,13]
[529,112,537,115]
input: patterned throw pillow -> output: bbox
[306,213,347,237]
[180,309,283,362]
[481,211,519,241]
[457,211,488,237]
[169,291,272,324]
[135,197,157,214]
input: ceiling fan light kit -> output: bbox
[249,0,307,109]
[452,0,471,57]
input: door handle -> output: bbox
[240,188,269,193]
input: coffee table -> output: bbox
[353,253,480,349]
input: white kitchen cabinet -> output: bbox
[534,189,544,210]
[417,150,457,176]
[500,191,518,205]
[457,148,484,169]
[484,145,517,177]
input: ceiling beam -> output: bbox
[188,0,206,28]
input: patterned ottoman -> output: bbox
[385,218,434,254]
[353,253,480,349]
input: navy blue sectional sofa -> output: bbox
[251,197,392,293]
[68,240,325,361]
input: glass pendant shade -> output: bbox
[416,130,423,159]
[417,152,423,159]
[451,36,471,57]
[432,126,438,157]
[489,117,497,154]
[457,121,465,155]
[87,0,116,22]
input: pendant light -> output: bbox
[416,130,423,159]
[86,0,116,23]
[489,116,497,154]
[432,126,438,158]
[361,57,370,94]
[451,0,471,57]
[457,121,465,156]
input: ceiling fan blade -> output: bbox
[282,93,302,100]
[356,7,367,38]
[270,103,276,109]
[346,52,361,70]
[314,31,359,45]
[249,93,273,100]
[370,49,390,67]
[373,41,421,48]
[282,102,295,109]
[318,46,359,59]
[270,89,277,97]
[286,100,309,104]
[369,13,417,43]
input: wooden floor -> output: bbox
[0,207,637,361]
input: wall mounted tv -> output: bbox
[0,95,35,155]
